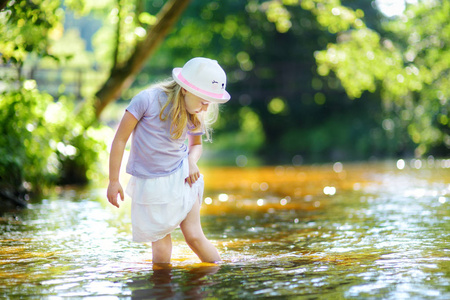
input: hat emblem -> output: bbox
[211,80,221,91]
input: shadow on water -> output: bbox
[128,263,220,299]
[0,159,449,299]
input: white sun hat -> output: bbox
[172,57,231,103]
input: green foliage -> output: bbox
[309,0,449,155]
[129,0,421,163]
[0,82,111,201]
[0,1,113,205]
[0,0,63,64]
[42,95,112,185]
[0,85,57,197]
[314,28,403,99]
[45,29,93,68]
[154,1,250,67]
[54,0,448,163]
[212,106,265,152]
[66,0,447,162]
[2,0,447,180]
[383,1,450,155]
[65,0,160,71]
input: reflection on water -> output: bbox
[129,263,220,299]
[1,159,449,299]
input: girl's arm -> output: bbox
[107,111,138,208]
[186,134,202,187]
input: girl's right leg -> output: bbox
[152,234,172,263]
[180,200,221,263]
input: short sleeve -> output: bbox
[187,126,205,136]
[126,90,151,120]
[187,125,205,135]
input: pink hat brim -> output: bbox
[172,68,231,103]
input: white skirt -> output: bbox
[125,158,203,243]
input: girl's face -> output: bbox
[183,89,210,115]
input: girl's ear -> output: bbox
[181,88,186,96]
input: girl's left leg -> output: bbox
[152,234,172,263]
[180,200,221,263]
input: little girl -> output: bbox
[107,57,230,263]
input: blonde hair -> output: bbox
[153,79,219,142]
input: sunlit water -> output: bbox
[1,159,449,299]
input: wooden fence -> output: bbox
[0,65,105,100]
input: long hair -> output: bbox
[153,78,219,142]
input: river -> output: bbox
[1,159,449,299]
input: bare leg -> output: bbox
[180,200,221,263]
[152,234,172,263]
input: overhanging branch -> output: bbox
[94,0,191,119]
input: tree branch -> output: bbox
[94,0,191,119]
[136,0,144,27]
[0,0,8,11]
[112,0,122,70]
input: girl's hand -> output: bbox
[186,160,200,187]
[107,180,124,208]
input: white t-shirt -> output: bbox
[125,87,200,179]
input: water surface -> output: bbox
[1,159,449,299]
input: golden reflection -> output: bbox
[200,163,381,215]
[200,159,449,218]
[0,246,26,254]
[204,197,213,205]
[0,245,58,260]
[218,193,229,202]
[202,164,365,197]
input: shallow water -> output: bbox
[1,159,449,299]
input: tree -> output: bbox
[93,0,191,118]
[0,0,7,11]
[0,0,62,65]
[0,0,191,205]
[150,0,415,163]
[1,0,191,117]
[271,0,449,156]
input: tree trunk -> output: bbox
[0,0,7,11]
[94,0,191,119]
